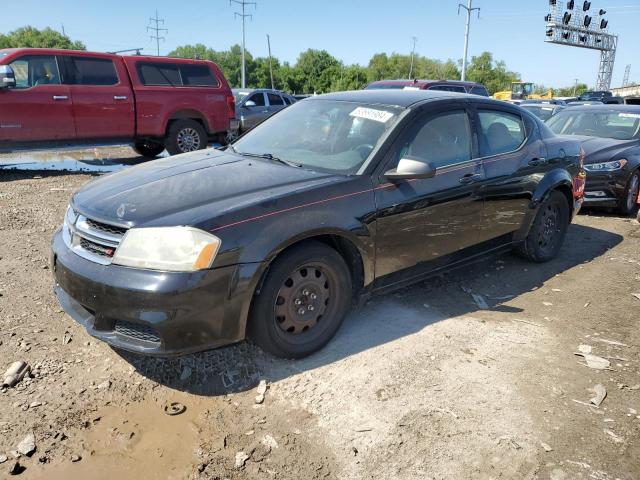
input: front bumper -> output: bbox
[51,229,262,356]
[583,169,630,206]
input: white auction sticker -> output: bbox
[619,113,640,119]
[350,107,394,123]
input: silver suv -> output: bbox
[231,88,297,139]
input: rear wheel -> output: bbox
[132,140,165,159]
[618,170,640,216]
[516,190,570,263]
[247,242,352,358]
[165,119,207,155]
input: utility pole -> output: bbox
[61,24,66,37]
[147,10,167,56]
[623,65,631,87]
[231,0,256,88]
[408,36,418,79]
[573,78,579,97]
[458,0,480,81]
[267,34,274,90]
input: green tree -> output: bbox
[295,49,340,93]
[0,26,85,50]
[465,52,519,95]
[554,83,589,97]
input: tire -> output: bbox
[247,242,352,359]
[165,119,207,156]
[618,170,640,216]
[132,140,165,159]
[516,190,570,263]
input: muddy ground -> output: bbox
[0,160,639,479]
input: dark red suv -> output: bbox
[0,48,235,157]
[365,79,490,97]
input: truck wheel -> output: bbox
[247,242,352,359]
[515,190,570,263]
[133,140,165,159]
[165,119,207,155]
[618,170,640,216]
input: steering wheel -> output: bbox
[611,130,629,139]
[353,144,375,159]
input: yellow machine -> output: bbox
[493,82,553,102]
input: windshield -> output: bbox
[546,110,640,140]
[521,105,557,121]
[232,100,403,174]
[0,51,8,59]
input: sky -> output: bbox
[2,0,639,88]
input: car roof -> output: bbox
[557,104,640,113]
[232,88,290,95]
[368,79,483,88]
[310,89,484,108]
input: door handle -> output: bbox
[52,95,68,100]
[459,173,483,184]
[113,96,128,100]
[528,157,547,167]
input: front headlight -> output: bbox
[584,159,627,172]
[112,226,221,272]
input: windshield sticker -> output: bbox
[350,107,394,123]
[619,113,640,119]
[403,86,421,91]
[541,107,554,111]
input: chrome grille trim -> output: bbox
[63,208,126,265]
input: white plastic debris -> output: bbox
[2,361,30,388]
[590,384,607,407]
[574,352,611,370]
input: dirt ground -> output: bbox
[1,164,639,479]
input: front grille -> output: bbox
[64,210,126,265]
[114,321,161,344]
[80,238,115,258]
[85,218,127,236]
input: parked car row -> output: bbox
[52,89,586,359]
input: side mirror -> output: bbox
[0,65,16,89]
[385,156,436,181]
[244,100,257,108]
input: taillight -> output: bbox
[573,171,586,199]
[226,95,235,119]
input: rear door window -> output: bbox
[478,109,526,157]
[267,93,284,106]
[9,55,61,88]
[67,57,118,85]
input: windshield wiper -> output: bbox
[237,152,302,168]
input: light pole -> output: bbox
[458,0,480,81]
[409,36,418,79]
[231,0,256,88]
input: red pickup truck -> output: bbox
[0,48,235,157]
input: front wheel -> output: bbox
[516,190,570,263]
[165,119,207,155]
[247,242,352,359]
[619,170,640,216]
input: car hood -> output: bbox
[557,135,639,164]
[71,149,338,227]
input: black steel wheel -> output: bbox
[516,190,570,263]
[619,170,640,216]
[248,241,352,358]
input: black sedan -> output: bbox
[51,90,585,359]
[546,105,640,214]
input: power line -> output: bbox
[231,0,257,88]
[458,0,481,82]
[408,36,418,79]
[147,9,168,56]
